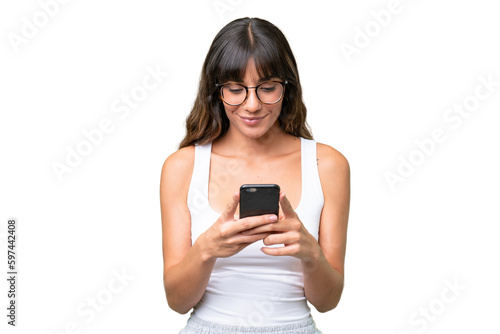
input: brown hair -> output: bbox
[179,17,313,149]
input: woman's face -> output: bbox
[221,60,284,139]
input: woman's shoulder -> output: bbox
[315,141,350,176]
[315,142,350,205]
[163,145,195,170]
[160,145,196,191]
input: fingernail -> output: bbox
[269,215,277,222]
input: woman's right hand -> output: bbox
[198,191,278,260]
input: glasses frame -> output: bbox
[215,80,288,106]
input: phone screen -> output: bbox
[239,184,280,219]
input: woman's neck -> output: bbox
[213,124,297,158]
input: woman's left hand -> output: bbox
[243,191,320,262]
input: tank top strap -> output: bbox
[187,142,213,217]
[300,137,324,210]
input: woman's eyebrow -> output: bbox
[223,76,278,85]
[258,76,275,83]
[223,79,244,84]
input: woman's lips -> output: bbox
[239,115,266,125]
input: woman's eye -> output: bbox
[260,86,276,93]
[229,89,244,94]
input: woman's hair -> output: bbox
[179,17,313,149]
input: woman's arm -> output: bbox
[302,143,350,311]
[161,147,278,314]
[246,143,350,312]
[160,147,214,314]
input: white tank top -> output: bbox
[187,137,324,325]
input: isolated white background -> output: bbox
[1,0,499,333]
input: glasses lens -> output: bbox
[257,82,283,104]
[221,84,246,105]
[220,82,285,105]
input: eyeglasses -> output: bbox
[216,80,288,106]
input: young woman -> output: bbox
[160,17,350,333]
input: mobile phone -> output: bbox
[239,184,280,219]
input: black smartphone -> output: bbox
[239,184,280,219]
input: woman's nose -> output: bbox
[242,88,261,112]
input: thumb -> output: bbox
[279,191,296,218]
[221,191,239,222]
